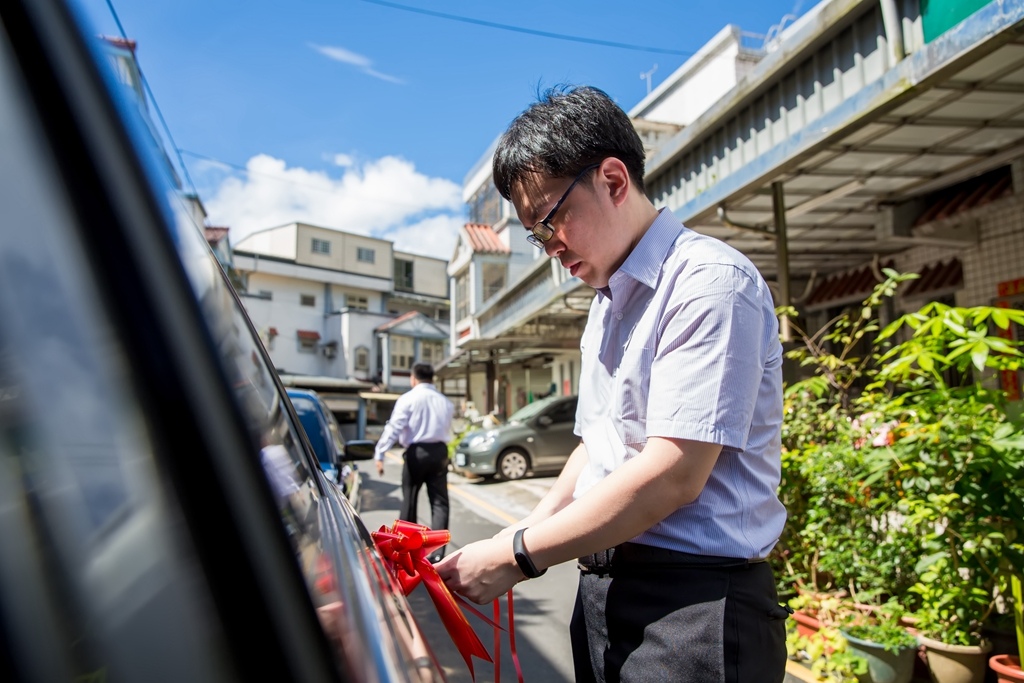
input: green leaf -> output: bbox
[915,551,947,574]
[971,346,989,371]
[992,309,1010,329]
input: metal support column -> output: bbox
[485,351,497,414]
[772,181,793,342]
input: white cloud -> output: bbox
[202,153,464,260]
[332,153,354,167]
[309,43,405,84]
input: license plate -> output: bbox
[456,453,467,467]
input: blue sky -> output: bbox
[76,0,809,259]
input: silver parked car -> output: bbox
[454,395,580,480]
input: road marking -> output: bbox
[449,484,518,525]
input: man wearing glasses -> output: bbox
[437,85,788,683]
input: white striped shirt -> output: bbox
[574,208,786,559]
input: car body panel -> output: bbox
[0,0,440,680]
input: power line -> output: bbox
[354,0,696,57]
[103,0,199,197]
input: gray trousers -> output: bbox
[570,547,788,683]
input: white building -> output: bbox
[442,0,1024,412]
[233,222,449,391]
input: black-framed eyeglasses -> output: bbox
[526,163,601,248]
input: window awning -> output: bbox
[296,329,321,341]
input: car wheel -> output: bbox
[497,449,529,481]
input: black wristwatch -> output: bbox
[513,528,547,579]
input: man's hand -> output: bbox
[375,459,384,476]
[435,536,528,604]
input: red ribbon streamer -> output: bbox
[372,520,491,678]
[372,521,525,683]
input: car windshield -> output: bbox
[506,395,564,423]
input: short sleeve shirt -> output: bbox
[574,209,786,559]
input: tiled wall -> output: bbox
[895,194,1024,308]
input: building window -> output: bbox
[482,262,507,302]
[347,294,368,311]
[455,273,468,321]
[297,329,320,353]
[468,181,503,226]
[390,336,414,370]
[421,341,444,365]
[311,237,331,254]
[395,258,414,291]
[300,294,316,307]
[357,247,375,264]
[354,346,370,371]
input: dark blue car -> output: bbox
[287,387,374,510]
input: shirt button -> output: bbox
[616,312,623,320]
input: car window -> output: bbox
[290,394,331,465]
[545,399,579,424]
[506,394,563,422]
[321,401,348,455]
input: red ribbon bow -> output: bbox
[372,520,493,679]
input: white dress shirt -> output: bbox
[574,208,787,559]
[373,382,454,460]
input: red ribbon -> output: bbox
[372,520,492,678]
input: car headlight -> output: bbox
[463,430,498,450]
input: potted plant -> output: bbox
[839,602,919,683]
[773,270,1024,683]
[787,619,867,683]
[989,575,1024,683]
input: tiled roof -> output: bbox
[914,174,1012,226]
[805,260,896,309]
[901,258,963,298]
[805,257,964,310]
[204,226,229,246]
[375,310,420,332]
[464,223,509,254]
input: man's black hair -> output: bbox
[412,363,434,383]
[492,85,646,201]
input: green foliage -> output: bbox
[447,423,473,459]
[787,618,867,683]
[773,268,1024,647]
[840,601,919,654]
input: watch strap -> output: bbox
[513,528,547,578]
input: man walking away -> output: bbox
[374,363,455,561]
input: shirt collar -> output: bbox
[598,208,684,298]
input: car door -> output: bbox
[531,397,581,470]
[0,1,438,680]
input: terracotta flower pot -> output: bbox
[989,655,1024,683]
[793,610,822,638]
[917,634,992,683]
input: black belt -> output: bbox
[577,542,766,577]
